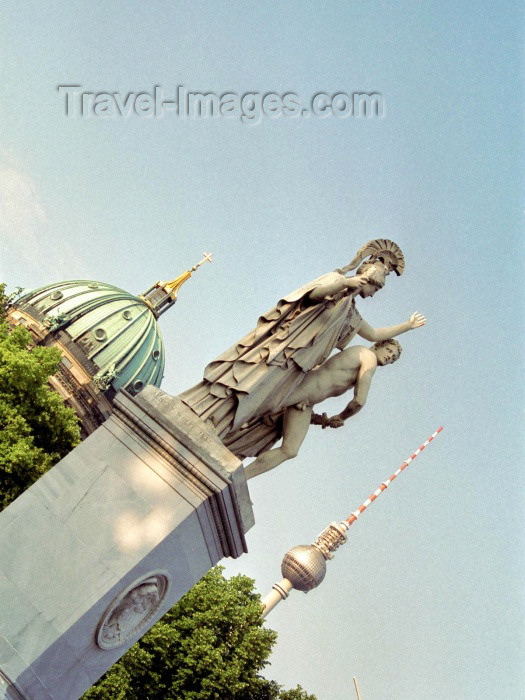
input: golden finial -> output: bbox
[140,253,213,317]
[164,252,213,298]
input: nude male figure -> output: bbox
[244,339,402,480]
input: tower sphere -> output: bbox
[281,545,327,592]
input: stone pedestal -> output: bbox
[0,387,254,700]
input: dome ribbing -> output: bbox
[16,279,165,395]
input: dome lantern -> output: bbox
[139,252,213,317]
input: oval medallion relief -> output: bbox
[96,572,170,650]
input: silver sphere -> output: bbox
[281,545,327,592]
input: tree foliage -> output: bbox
[83,567,316,700]
[0,284,81,509]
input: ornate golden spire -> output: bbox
[140,253,213,317]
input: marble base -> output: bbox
[0,387,253,700]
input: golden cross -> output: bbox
[192,252,213,270]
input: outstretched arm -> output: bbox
[327,398,364,427]
[308,273,369,302]
[357,312,426,342]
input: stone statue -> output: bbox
[243,338,402,479]
[179,239,425,462]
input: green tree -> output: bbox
[0,284,81,509]
[83,567,316,700]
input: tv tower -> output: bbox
[261,427,443,616]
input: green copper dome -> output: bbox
[16,279,165,395]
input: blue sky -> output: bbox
[1,2,523,698]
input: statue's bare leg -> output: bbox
[244,406,312,480]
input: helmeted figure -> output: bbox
[179,239,421,458]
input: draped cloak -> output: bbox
[179,272,363,458]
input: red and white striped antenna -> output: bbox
[262,427,443,616]
[345,426,443,527]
